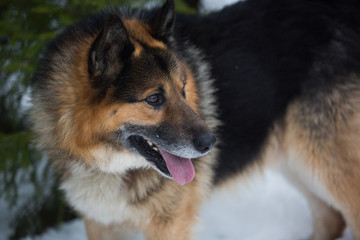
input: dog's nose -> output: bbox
[194,131,216,154]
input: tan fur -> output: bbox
[85,217,145,240]
[214,78,360,239]
[144,181,199,240]
[85,218,118,240]
[145,149,217,240]
[123,19,166,51]
[274,80,360,239]
[183,64,200,113]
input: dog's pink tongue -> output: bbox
[158,148,195,185]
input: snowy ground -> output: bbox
[11,170,352,240]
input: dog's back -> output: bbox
[176,0,360,238]
[177,0,360,181]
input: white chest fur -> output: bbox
[61,162,151,226]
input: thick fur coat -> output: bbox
[31,0,360,239]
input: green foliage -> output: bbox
[0,0,196,238]
[0,132,38,204]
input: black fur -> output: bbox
[89,15,134,93]
[149,0,176,42]
[175,0,360,183]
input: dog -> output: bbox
[30,0,360,239]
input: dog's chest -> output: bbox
[60,163,151,226]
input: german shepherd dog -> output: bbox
[31,0,360,239]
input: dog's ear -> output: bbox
[89,15,134,91]
[149,0,175,41]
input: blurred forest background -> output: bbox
[0,0,197,239]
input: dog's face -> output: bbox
[68,0,215,185]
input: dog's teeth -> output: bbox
[153,147,158,152]
[147,140,153,146]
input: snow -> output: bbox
[22,220,87,240]
[195,170,313,240]
[200,0,242,12]
[14,170,353,240]
[0,201,16,240]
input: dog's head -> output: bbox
[40,0,215,185]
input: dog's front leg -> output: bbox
[145,213,197,240]
[84,217,112,240]
[144,193,199,240]
[84,217,136,240]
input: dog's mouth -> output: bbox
[128,135,195,185]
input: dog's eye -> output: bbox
[145,93,164,106]
[182,86,186,98]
